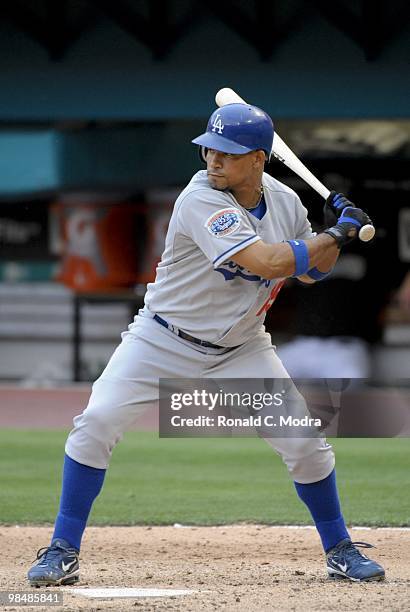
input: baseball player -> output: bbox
[28,103,385,586]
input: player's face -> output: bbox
[205,148,261,191]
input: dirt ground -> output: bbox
[1,525,409,612]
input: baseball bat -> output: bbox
[215,88,375,242]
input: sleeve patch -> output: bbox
[205,208,242,238]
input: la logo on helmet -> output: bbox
[211,113,224,134]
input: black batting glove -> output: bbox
[324,206,373,248]
[324,191,356,228]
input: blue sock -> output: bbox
[52,454,106,551]
[294,469,350,552]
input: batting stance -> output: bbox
[28,104,385,586]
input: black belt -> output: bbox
[153,315,224,349]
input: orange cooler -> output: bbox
[54,194,141,291]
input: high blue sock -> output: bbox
[294,469,350,552]
[52,454,106,551]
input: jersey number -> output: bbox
[256,280,285,316]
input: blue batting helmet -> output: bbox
[192,103,274,160]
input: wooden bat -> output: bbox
[215,87,375,242]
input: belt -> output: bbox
[153,315,224,349]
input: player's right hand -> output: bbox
[324,206,374,248]
[324,191,356,227]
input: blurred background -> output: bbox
[0,0,409,385]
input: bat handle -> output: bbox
[307,187,375,242]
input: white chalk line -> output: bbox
[83,524,410,532]
[170,523,410,531]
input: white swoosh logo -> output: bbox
[336,562,348,572]
[62,559,77,572]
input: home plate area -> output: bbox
[67,587,196,599]
[3,525,410,611]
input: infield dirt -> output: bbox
[1,525,409,611]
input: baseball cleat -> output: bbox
[326,539,385,582]
[28,538,79,587]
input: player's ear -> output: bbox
[253,150,265,167]
[199,146,208,163]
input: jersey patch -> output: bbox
[205,208,242,238]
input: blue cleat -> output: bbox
[28,538,79,587]
[327,539,385,582]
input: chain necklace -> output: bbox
[246,185,264,211]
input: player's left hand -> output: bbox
[324,206,374,248]
[324,191,356,227]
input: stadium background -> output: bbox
[0,1,409,610]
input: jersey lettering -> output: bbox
[211,114,224,134]
[215,261,270,285]
[256,279,285,316]
[215,264,260,282]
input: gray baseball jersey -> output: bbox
[144,170,313,346]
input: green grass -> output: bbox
[0,430,409,526]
